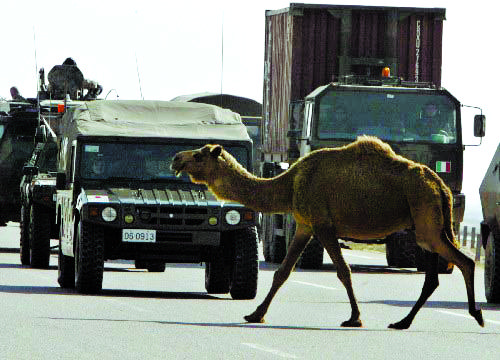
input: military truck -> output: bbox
[0,100,39,225]
[55,100,258,298]
[480,142,500,303]
[19,139,58,268]
[260,4,485,270]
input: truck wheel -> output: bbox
[205,248,231,294]
[146,262,166,272]
[19,205,30,265]
[29,204,51,269]
[297,236,324,269]
[75,221,104,294]
[57,240,75,288]
[385,230,417,268]
[261,215,272,262]
[229,227,258,300]
[415,247,454,274]
[485,232,500,303]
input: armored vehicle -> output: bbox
[56,100,258,298]
[0,100,39,225]
[19,139,58,268]
[480,142,500,303]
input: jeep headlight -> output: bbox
[102,207,117,222]
[225,210,241,225]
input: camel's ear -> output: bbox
[210,145,222,159]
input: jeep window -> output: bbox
[316,91,457,144]
[80,143,249,181]
[36,142,58,173]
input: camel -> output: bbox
[170,136,484,329]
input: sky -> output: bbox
[1,0,498,228]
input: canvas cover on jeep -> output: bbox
[61,100,251,141]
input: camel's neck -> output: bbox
[208,166,294,213]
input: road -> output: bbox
[0,222,499,360]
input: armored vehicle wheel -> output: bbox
[57,240,75,288]
[297,236,324,269]
[229,227,258,300]
[485,232,500,303]
[75,221,104,294]
[19,205,30,265]
[415,248,454,274]
[135,260,166,272]
[29,204,51,269]
[205,248,231,294]
[385,230,417,268]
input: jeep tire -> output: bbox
[19,205,30,265]
[485,232,500,303]
[57,239,75,288]
[29,204,51,269]
[229,227,258,300]
[75,221,105,294]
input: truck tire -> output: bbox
[29,204,51,269]
[485,232,500,303]
[415,247,454,274]
[262,214,286,263]
[135,260,166,273]
[261,215,272,262]
[57,240,75,288]
[75,221,105,294]
[229,227,258,300]
[205,248,231,294]
[19,205,30,265]
[297,236,324,269]
[385,230,417,268]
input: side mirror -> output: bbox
[22,165,39,176]
[56,172,66,190]
[474,114,486,137]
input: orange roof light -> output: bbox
[57,103,65,113]
[382,67,391,78]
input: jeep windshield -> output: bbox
[316,90,457,144]
[80,142,249,181]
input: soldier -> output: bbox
[10,86,26,101]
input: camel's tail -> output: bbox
[440,183,459,248]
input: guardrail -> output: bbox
[458,226,483,262]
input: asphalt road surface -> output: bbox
[0,222,499,360]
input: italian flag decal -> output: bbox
[436,161,451,173]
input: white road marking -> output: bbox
[242,343,298,359]
[342,251,376,259]
[435,309,500,325]
[291,280,338,290]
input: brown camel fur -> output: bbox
[170,136,483,329]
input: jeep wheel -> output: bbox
[19,205,30,265]
[415,247,454,274]
[229,227,258,300]
[385,230,417,268]
[297,236,324,269]
[75,221,105,294]
[29,204,51,269]
[205,248,231,294]
[57,240,75,288]
[485,232,500,303]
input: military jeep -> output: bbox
[480,141,500,302]
[56,100,258,298]
[19,140,58,268]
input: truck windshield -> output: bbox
[80,143,249,181]
[317,90,457,144]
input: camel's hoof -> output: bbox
[471,309,484,327]
[388,320,410,330]
[244,313,265,324]
[341,319,363,328]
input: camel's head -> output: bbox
[170,144,223,184]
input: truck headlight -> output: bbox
[102,207,117,222]
[225,210,241,225]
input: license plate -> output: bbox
[122,229,156,243]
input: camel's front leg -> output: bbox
[244,223,312,323]
[318,226,362,327]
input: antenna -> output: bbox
[135,52,144,100]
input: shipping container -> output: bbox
[262,3,446,158]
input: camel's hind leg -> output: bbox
[244,223,312,323]
[428,235,484,327]
[318,227,362,327]
[389,252,439,329]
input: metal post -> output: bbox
[462,225,468,247]
[471,227,476,249]
[475,234,482,262]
